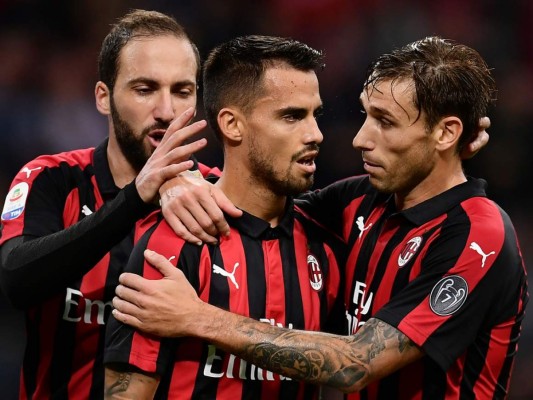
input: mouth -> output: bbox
[362,157,382,173]
[296,151,319,173]
[147,129,166,147]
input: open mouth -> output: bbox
[296,152,318,173]
[147,130,166,147]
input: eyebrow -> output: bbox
[359,95,397,120]
[127,77,196,87]
[276,104,324,117]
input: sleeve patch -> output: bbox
[2,182,29,221]
[429,275,468,316]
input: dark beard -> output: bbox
[248,143,318,196]
[109,96,169,173]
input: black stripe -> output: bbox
[241,235,265,398]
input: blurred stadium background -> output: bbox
[1,0,531,398]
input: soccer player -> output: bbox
[0,10,224,399]
[103,35,345,400]
[111,37,528,398]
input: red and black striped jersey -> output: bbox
[0,139,157,399]
[105,201,346,400]
[297,176,528,400]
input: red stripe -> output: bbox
[169,339,204,398]
[219,233,250,316]
[445,353,465,398]
[293,220,320,330]
[263,239,285,325]
[367,222,398,314]
[472,318,515,398]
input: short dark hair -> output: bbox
[98,9,200,91]
[364,36,497,153]
[202,35,324,140]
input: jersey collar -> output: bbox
[93,138,120,198]
[225,198,295,239]
[396,177,488,226]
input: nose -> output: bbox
[153,91,175,123]
[352,119,373,150]
[305,118,324,145]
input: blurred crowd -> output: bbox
[1,0,532,398]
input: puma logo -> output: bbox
[213,262,240,289]
[356,216,372,239]
[469,242,495,268]
[21,166,42,178]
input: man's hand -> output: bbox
[112,249,203,337]
[461,116,490,159]
[160,173,242,245]
[135,107,208,203]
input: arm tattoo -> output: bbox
[105,372,132,395]
[235,318,419,392]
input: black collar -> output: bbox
[393,177,488,226]
[93,138,120,198]
[225,198,295,239]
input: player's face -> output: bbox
[110,35,198,171]
[243,67,323,196]
[353,78,437,199]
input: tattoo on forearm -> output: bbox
[236,317,418,392]
[106,372,132,395]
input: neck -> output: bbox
[395,158,466,210]
[216,166,287,227]
[107,134,138,189]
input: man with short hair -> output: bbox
[104,34,345,400]
[0,10,216,398]
[111,36,528,398]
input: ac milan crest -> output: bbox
[398,236,422,267]
[307,254,323,291]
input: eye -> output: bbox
[134,87,153,95]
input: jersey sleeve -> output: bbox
[0,158,156,309]
[104,216,195,375]
[374,198,527,371]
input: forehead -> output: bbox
[360,78,418,120]
[254,66,321,109]
[116,35,198,84]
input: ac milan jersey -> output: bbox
[105,201,345,400]
[0,139,157,399]
[297,176,528,399]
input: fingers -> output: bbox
[158,107,196,146]
[144,249,180,277]
[211,186,242,219]
[111,307,143,330]
[162,209,206,246]
[479,116,491,130]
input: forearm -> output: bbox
[192,305,421,393]
[0,182,156,308]
[104,364,159,400]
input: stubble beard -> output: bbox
[109,96,168,173]
[248,140,317,197]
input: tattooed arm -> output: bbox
[104,364,159,400]
[112,250,424,393]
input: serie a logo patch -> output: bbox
[2,182,29,221]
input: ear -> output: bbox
[435,116,463,152]
[217,108,244,144]
[95,81,111,116]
